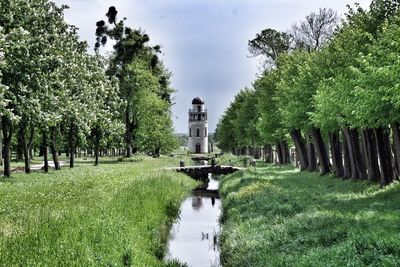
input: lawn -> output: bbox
[219,164,400,267]
[0,157,196,266]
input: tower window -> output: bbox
[189,128,192,137]
[197,106,201,112]
[205,128,207,137]
[196,128,200,137]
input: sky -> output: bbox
[53,0,371,133]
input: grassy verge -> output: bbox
[0,157,196,266]
[215,153,251,167]
[219,164,400,266]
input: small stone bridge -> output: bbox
[169,165,242,181]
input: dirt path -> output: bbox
[30,161,68,171]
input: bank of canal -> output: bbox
[167,175,221,267]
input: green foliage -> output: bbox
[219,165,400,266]
[349,16,400,127]
[276,50,315,132]
[0,158,196,266]
[215,89,250,152]
[248,28,291,67]
[123,60,178,154]
[217,1,400,157]
[95,7,176,156]
[235,89,262,147]
[254,70,285,144]
[0,1,177,175]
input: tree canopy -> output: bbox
[216,0,400,185]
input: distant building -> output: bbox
[188,97,208,154]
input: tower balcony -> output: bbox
[189,111,208,122]
[189,109,208,113]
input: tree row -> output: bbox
[216,0,400,186]
[0,1,178,177]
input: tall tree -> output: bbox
[95,6,164,157]
[254,70,290,164]
[292,8,338,51]
[248,29,291,68]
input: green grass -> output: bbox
[215,153,252,167]
[0,157,197,266]
[219,164,400,267]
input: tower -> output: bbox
[188,97,208,154]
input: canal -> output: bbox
[167,175,221,266]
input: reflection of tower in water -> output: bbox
[192,196,203,210]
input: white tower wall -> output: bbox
[188,98,208,154]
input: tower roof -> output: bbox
[192,97,204,105]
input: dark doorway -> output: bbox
[196,143,201,153]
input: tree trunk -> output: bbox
[2,116,12,177]
[391,122,400,179]
[94,126,100,166]
[69,147,75,168]
[0,117,3,166]
[50,127,60,170]
[276,143,283,165]
[342,129,351,179]
[351,128,367,179]
[329,132,343,177]
[42,131,49,173]
[311,128,330,175]
[343,128,364,180]
[19,123,31,174]
[307,138,317,172]
[374,127,394,186]
[125,117,133,158]
[282,141,290,164]
[17,126,24,161]
[362,129,380,183]
[290,129,309,171]
[27,128,34,160]
[69,123,76,168]
[265,144,273,163]
[360,132,368,174]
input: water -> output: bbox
[167,176,221,267]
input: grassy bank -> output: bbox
[220,164,400,266]
[0,157,196,266]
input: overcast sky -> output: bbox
[53,0,371,133]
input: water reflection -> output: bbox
[167,176,221,267]
[192,196,203,210]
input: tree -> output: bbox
[0,0,59,175]
[292,8,338,51]
[254,70,289,164]
[277,51,330,173]
[215,90,248,155]
[124,60,177,155]
[248,29,291,68]
[0,74,6,167]
[235,89,263,158]
[95,6,165,157]
[85,57,121,166]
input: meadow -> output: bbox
[219,164,400,266]
[0,157,196,266]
